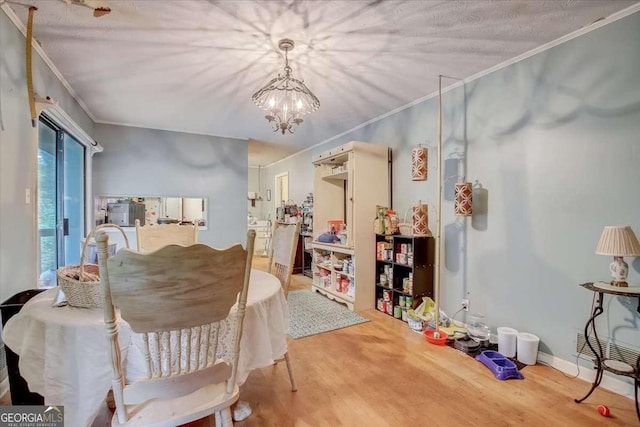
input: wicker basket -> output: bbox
[398,208,413,236]
[57,224,130,308]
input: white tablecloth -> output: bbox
[2,269,288,427]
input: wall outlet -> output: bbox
[461,299,469,311]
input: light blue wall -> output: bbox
[93,124,248,249]
[247,166,268,220]
[0,10,94,301]
[266,12,640,366]
[264,152,315,222]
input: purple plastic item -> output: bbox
[475,350,524,380]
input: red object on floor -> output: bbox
[424,329,448,345]
[597,405,611,417]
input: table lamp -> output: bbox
[595,226,640,287]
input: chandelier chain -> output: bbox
[283,49,291,75]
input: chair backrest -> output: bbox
[268,221,300,297]
[96,230,255,424]
[135,219,198,252]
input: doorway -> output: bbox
[38,115,86,283]
[274,172,289,210]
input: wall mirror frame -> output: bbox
[95,195,208,230]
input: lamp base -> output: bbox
[610,280,628,288]
[609,257,629,287]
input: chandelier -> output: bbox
[251,39,320,134]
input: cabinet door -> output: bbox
[346,151,355,245]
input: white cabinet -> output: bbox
[100,227,137,251]
[311,242,356,310]
[248,220,272,255]
[311,141,390,311]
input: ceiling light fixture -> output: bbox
[251,39,320,135]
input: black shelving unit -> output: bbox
[375,234,434,319]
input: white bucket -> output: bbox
[517,332,540,365]
[497,327,518,357]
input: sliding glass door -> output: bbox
[38,116,85,286]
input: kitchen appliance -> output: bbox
[301,193,313,234]
[107,201,145,227]
[302,211,313,233]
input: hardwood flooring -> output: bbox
[6,256,635,426]
[184,256,638,426]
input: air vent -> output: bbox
[576,332,605,359]
[576,333,640,367]
[609,343,640,366]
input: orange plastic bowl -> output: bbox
[424,329,449,345]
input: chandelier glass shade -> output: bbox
[251,39,320,134]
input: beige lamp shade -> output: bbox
[595,226,640,256]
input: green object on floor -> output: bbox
[287,290,370,339]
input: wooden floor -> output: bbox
[5,256,634,426]
[184,256,638,426]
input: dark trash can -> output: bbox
[1,289,46,405]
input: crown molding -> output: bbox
[265,3,640,168]
[95,120,248,144]
[1,3,97,122]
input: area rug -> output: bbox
[287,289,370,339]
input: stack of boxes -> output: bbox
[314,252,332,288]
[376,241,393,261]
[377,242,416,321]
[395,243,413,266]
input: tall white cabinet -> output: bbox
[311,141,390,311]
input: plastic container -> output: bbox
[517,332,540,365]
[407,317,423,332]
[497,327,518,358]
[1,289,46,405]
[476,350,524,380]
[467,313,490,341]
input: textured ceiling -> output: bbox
[7,0,637,165]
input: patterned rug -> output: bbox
[287,289,370,339]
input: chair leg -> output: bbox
[220,407,234,427]
[284,352,297,392]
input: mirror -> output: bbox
[95,196,207,229]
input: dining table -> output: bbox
[2,269,289,427]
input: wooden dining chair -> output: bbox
[96,230,255,427]
[268,221,301,297]
[268,221,300,392]
[134,219,198,252]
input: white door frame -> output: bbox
[274,172,289,211]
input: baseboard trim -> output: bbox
[537,352,635,400]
